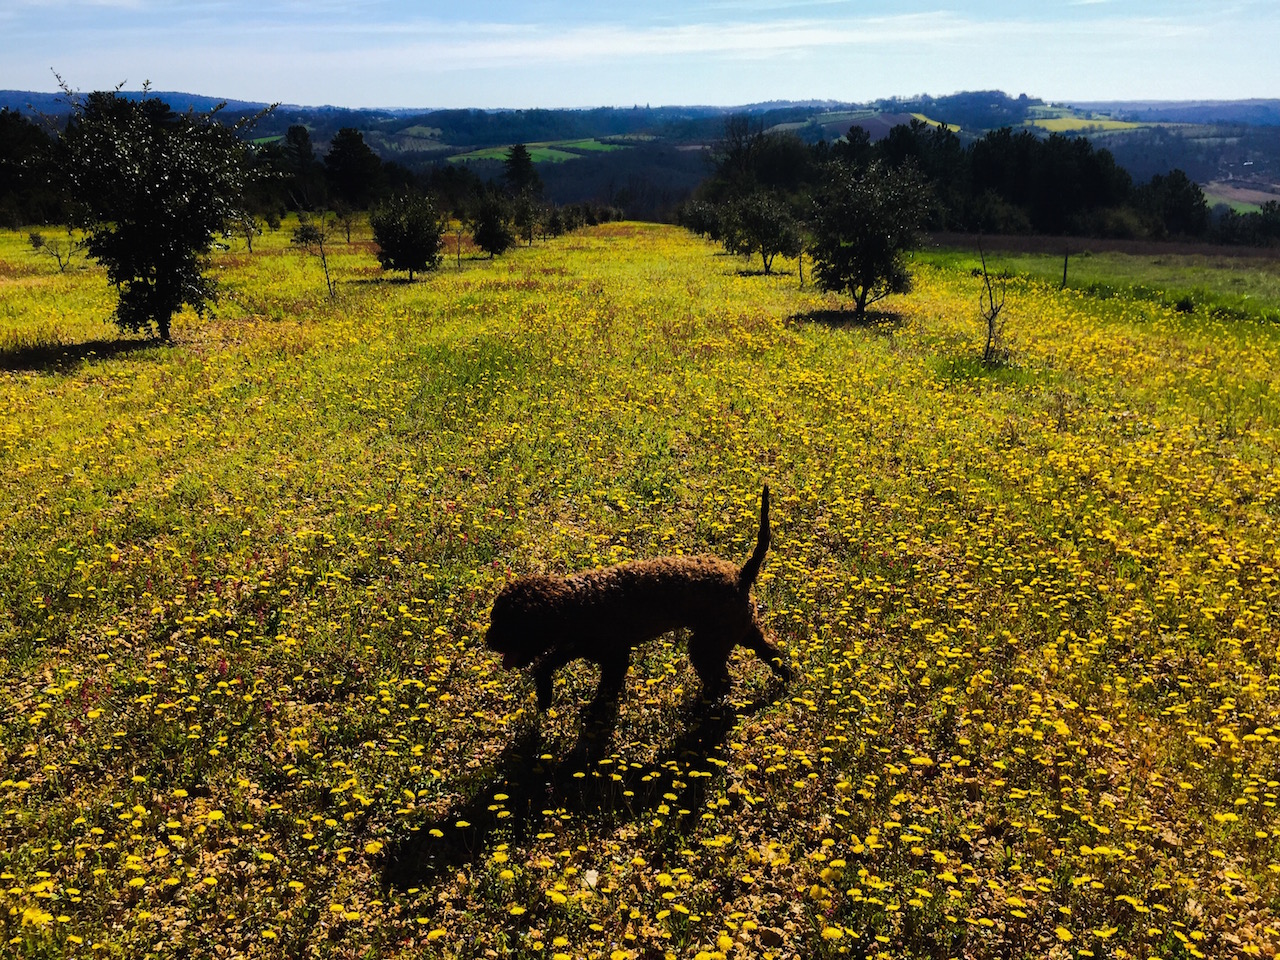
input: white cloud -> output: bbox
[1,5,1273,107]
[183,11,1200,68]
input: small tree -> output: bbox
[544,207,566,238]
[59,86,255,340]
[678,200,723,241]
[369,193,444,281]
[324,128,383,209]
[723,192,802,274]
[469,195,515,259]
[808,161,929,319]
[503,143,542,197]
[332,203,359,243]
[291,214,337,297]
[978,245,1009,364]
[233,211,263,253]
[28,228,84,273]
[512,192,542,247]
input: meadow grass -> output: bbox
[2,223,1279,958]
[917,245,1280,325]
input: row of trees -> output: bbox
[681,153,931,320]
[10,90,622,341]
[290,189,623,298]
[689,116,1280,246]
[1,101,611,228]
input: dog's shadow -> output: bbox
[382,694,772,890]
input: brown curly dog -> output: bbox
[485,486,791,711]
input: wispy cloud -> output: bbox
[0,3,1272,106]
[90,11,1200,65]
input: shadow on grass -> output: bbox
[791,308,904,331]
[934,353,1034,385]
[0,336,163,373]
[382,691,776,890]
[343,275,424,286]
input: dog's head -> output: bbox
[484,576,565,669]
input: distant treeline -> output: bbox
[688,118,1280,246]
[0,108,626,227]
[6,98,1280,244]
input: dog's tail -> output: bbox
[738,484,770,591]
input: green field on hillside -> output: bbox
[557,139,627,152]
[449,139,629,164]
[2,223,1278,957]
[1023,105,1143,134]
[1028,117,1142,133]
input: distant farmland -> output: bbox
[449,139,630,164]
[1024,105,1144,133]
[1028,116,1143,133]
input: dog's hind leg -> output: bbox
[689,633,732,701]
[593,654,631,705]
[741,622,792,682]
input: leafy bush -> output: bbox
[469,195,516,259]
[60,89,253,340]
[722,192,802,274]
[808,162,930,318]
[370,194,444,280]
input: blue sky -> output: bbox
[2,1,1276,108]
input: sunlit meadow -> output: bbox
[2,220,1278,958]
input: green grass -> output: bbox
[1027,117,1141,132]
[556,139,626,152]
[1024,105,1143,133]
[449,139,629,164]
[812,110,876,124]
[1200,183,1270,215]
[917,245,1280,323]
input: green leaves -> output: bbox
[370,194,445,281]
[721,192,803,275]
[808,161,930,318]
[61,90,252,339]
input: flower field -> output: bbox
[1,222,1278,958]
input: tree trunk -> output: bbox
[854,287,869,319]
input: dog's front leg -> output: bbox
[532,645,574,711]
[535,668,554,711]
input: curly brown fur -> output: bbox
[485,486,791,711]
